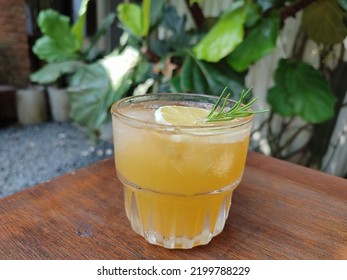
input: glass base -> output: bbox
[128,194,231,249]
[120,176,239,249]
[138,225,217,249]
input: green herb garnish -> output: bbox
[206,87,269,122]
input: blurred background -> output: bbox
[0,0,346,197]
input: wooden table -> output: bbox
[0,152,346,260]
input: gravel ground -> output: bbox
[0,122,114,198]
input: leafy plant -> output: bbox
[30,0,116,86]
[267,59,335,123]
[44,0,346,174]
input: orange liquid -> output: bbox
[113,105,251,247]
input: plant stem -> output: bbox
[283,142,310,162]
[277,117,295,144]
[266,112,278,154]
[292,29,308,60]
[250,115,270,138]
[184,0,205,29]
[322,127,347,172]
[277,123,311,156]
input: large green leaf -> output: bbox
[267,59,336,123]
[71,0,90,47]
[33,9,80,62]
[68,48,140,138]
[68,63,113,139]
[117,3,142,36]
[170,53,245,96]
[302,0,347,44]
[149,5,194,56]
[227,12,280,72]
[117,3,150,37]
[33,36,80,62]
[30,61,84,84]
[266,60,294,117]
[193,6,246,62]
[37,9,79,52]
[244,2,262,27]
[159,5,191,49]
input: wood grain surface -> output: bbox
[0,152,346,260]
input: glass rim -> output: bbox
[111,93,253,130]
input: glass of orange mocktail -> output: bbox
[111,93,253,249]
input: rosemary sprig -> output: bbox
[206,87,269,122]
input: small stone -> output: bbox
[96,149,104,156]
[58,133,66,139]
[105,149,113,156]
[80,150,89,157]
[88,146,95,153]
[28,142,35,148]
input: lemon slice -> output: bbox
[154,105,210,126]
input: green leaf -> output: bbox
[226,12,280,72]
[68,63,121,136]
[68,48,139,137]
[117,3,143,37]
[161,5,187,36]
[193,6,246,62]
[244,2,262,27]
[149,5,193,54]
[30,61,84,84]
[71,0,90,47]
[180,55,195,92]
[142,0,151,36]
[33,9,80,62]
[267,59,336,123]
[133,59,151,84]
[33,36,80,62]
[171,53,245,96]
[37,9,79,52]
[302,0,347,44]
[267,60,295,117]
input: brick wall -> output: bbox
[0,0,30,87]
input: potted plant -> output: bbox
[30,0,116,122]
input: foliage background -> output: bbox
[30,0,347,177]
